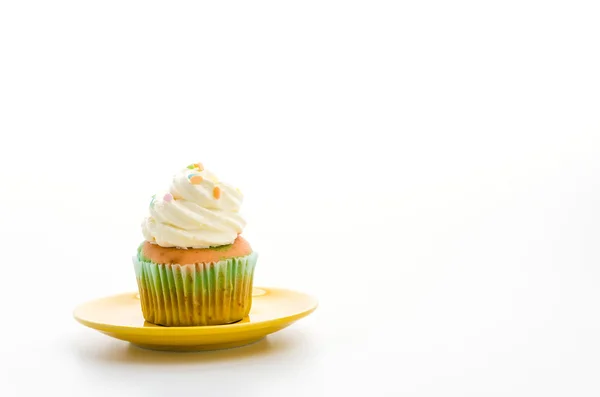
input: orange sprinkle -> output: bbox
[194,162,204,171]
[213,186,221,199]
[190,175,203,185]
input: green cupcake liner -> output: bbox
[133,251,257,326]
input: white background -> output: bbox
[1,1,599,396]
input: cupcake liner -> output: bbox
[133,252,257,326]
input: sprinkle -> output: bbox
[190,175,203,185]
[187,162,204,171]
[149,194,156,207]
[163,193,173,202]
[213,186,221,199]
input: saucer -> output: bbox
[74,287,318,352]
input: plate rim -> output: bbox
[73,286,318,336]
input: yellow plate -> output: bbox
[74,287,318,352]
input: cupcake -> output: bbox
[133,163,257,326]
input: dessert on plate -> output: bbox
[133,163,257,326]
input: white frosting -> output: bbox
[142,165,245,248]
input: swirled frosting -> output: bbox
[142,164,246,248]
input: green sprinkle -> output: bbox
[209,243,233,251]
